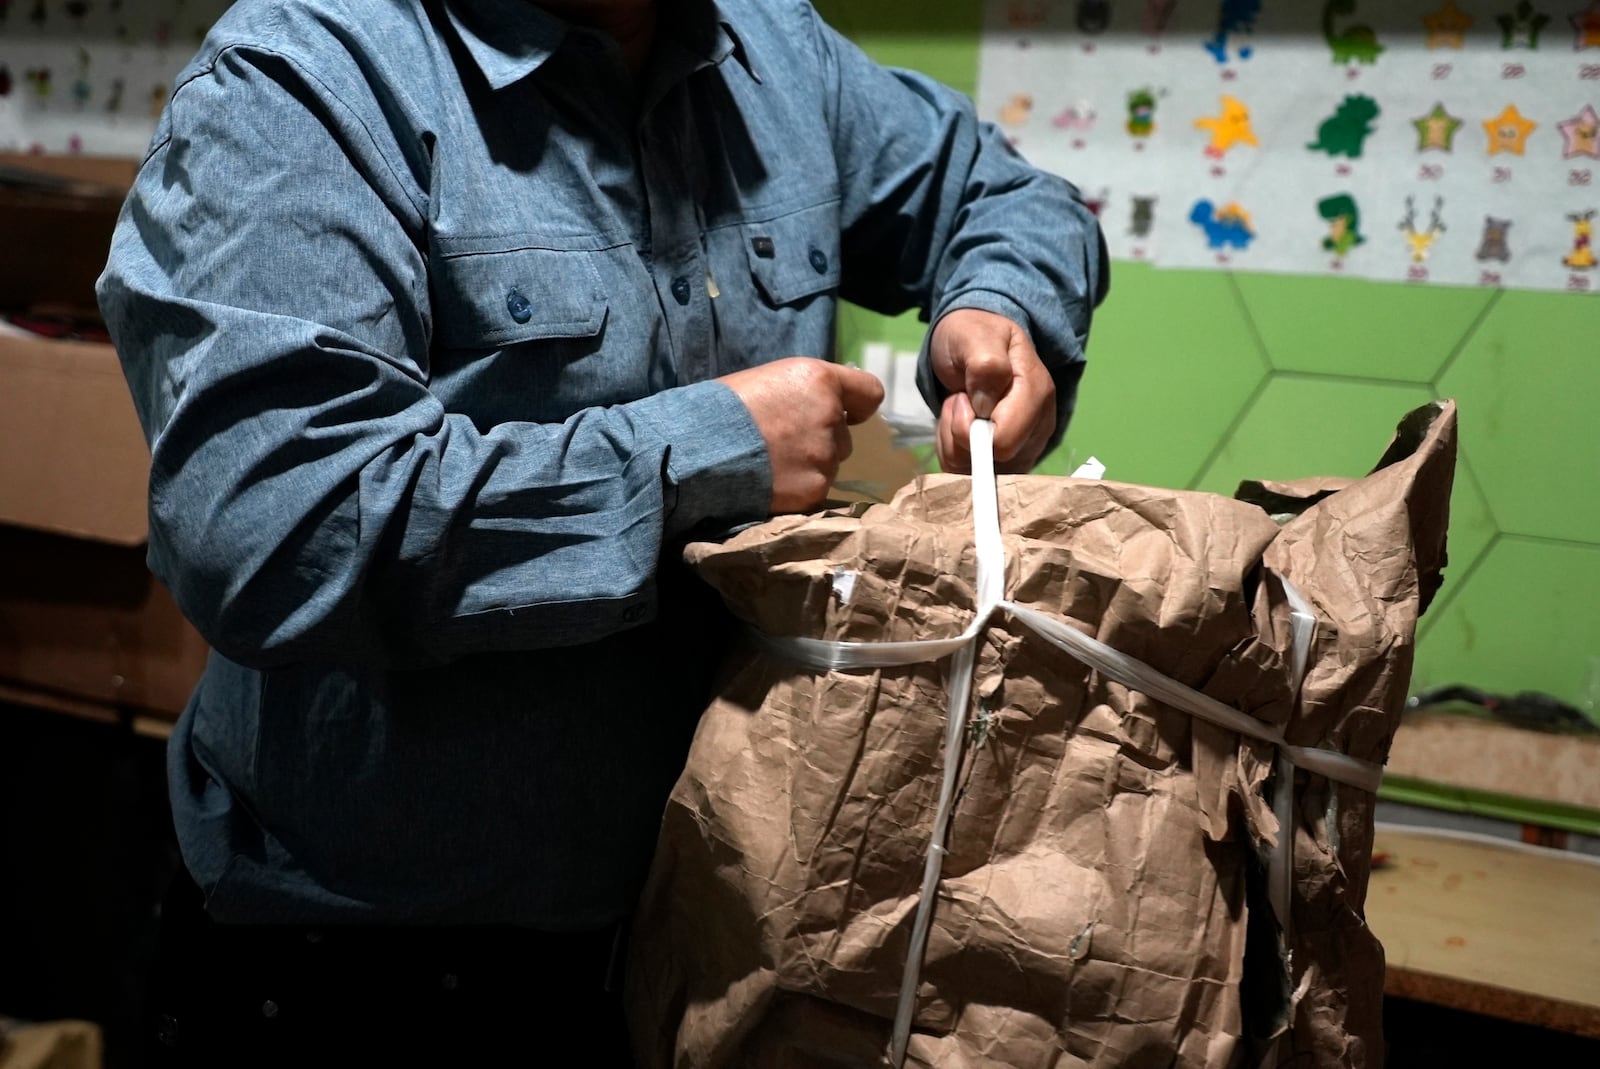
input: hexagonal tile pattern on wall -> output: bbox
[1055,264,1269,487]
[1233,274,1501,382]
[1414,536,1600,708]
[1435,290,1600,546]
[1191,375,1438,495]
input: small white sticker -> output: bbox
[1071,456,1107,480]
[831,569,860,605]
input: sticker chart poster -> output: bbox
[0,0,234,159]
[978,1,1600,293]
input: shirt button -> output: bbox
[751,235,776,258]
[261,1000,279,1019]
[506,288,533,324]
[808,247,829,274]
[670,276,692,306]
[622,603,647,623]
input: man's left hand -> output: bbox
[929,308,1056,475]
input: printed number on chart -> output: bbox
[1418,164,1444,181]
[1501,63,1526,80]
[1407,265,1430,282]
[1569,274,1593,292]
[1581,65,1600,80]
[1492,166,1513,183]
[1570,169,1594,186]
[1479,271,1503,287]
[1431,63,1453,80]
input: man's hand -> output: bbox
[929,309,1056,475]
[720,358,885,514]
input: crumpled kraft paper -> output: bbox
[628,401,1456,1069]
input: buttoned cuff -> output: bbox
[630,380,772,541]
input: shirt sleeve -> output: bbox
[797,3,1111,444]
[97,45,769,671]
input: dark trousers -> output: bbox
[144,868,635,1067]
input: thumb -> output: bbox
[961,345,1014,420]
[833,365,886,424]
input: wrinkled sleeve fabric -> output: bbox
[797,3,1109,443]
[97,45,768,671]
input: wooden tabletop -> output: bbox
[1366,824,1600,1037]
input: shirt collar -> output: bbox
[444,0,759,92]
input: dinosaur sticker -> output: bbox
[1558,105,1600,159]
[1195,95,1259,157]
[1190,199,1256,249]
[1422,1,1474,48]
[1414,103,1464,152]
[1307,95,1381,158]
[1399,196,1447,263]
[1204,0,1259,64]
[1126,88,1156,138]
[1565,210,1597,269]
[1323,1,1385,65]
[1496,2,1549,48]
[1475,217,1513,262]
[1318,193,1366,257]
[1483,104,1537,155]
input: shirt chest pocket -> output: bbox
[429,238,657,422]
[431,240,608,350]
[713,199,842,367]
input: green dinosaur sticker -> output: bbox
[1323,0,1385,65]
[1308,95,1381,158]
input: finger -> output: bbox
[833,418,853,466]
[987,371,1055,467]
[833,365,886,424]
[937,392,974,475]
[959,344,1015,421]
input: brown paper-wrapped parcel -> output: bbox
[629,402,1456,1068]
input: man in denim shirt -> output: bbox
[99,0,1107,1062]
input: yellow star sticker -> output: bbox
[1194,95,1259,157]
[1483,103,1537,156]
[1423,1,1474,48]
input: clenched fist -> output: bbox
[929,308,1056,475]
[720,358,884,514]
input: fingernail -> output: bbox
[970,390,998,419]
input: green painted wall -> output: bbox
[815,0,1600,712]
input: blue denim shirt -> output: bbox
[98,0,1107,927]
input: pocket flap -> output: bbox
[432,243,607,349]
[741,200,841,305]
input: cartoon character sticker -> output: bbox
[1574,3,1600,49]
[1414,103,1464,152]
[1204,1,1259,63]
[1307,95,1381,158]
[1195,96,1259,157]
[1323,1,1386,65]
[1190,199,1256,249]
[1129,195,1157,238]
[1476,217,1514,262]
[1076,1,1112,34]
[1558,105,1600,159]
[1496,2,1550,48]
[1422,1,1474,48]
[1318,193,1365,257]
[1483,104,1537,155]
[1126,88,1157,138]
[1400,196,1447,263]
[1565,211,1597,269]
[999,94,1033,128]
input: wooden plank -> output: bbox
[1386,713,1600,812]
[1366,824,1600,1037]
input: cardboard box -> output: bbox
[0,155,206,722]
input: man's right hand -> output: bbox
[720,358,885,515]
